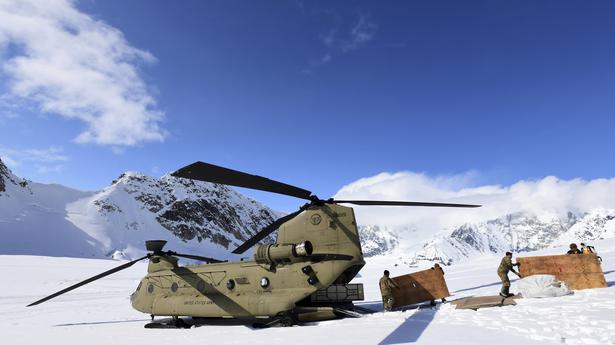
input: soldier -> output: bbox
[580,242,602,261]
[379,270,400,312]
[567,243,582,254]
[497,251,520,298]
[580,242,595,254]
[430,263,447,306]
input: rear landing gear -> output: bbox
[144,316,191,329]
[252,315,296,328]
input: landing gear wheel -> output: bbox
[278,316,294,327]
[144,316,191,329]
[252,315,296,328]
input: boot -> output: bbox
[499,286,514,298]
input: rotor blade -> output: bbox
[168,252,224,263]
[172,161,313,200]
[333,200,481,208]
[27,255,149,307]
[232,209,304,254]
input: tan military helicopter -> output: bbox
[28,161,479,328]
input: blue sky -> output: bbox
[1,0,614,212]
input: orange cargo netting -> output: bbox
[517,253,606,290]
[390,267,450,308]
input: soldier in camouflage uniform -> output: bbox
[379,270,400,312]
[497,251,520,297]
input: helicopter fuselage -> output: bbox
[130,204,365,318]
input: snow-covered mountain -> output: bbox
[413,210,615,264]
[356,225,400,257]
[5,157,615,263]
[0,158,281,260]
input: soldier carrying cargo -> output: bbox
[430,263,447,306]
[497,251,520,298]
[567,243,582,255]
[580,242,602,261]
[379,270,400,312]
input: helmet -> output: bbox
[570,243,577,249]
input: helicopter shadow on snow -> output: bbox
[377,305,438,345]
[53,317,320,329]
[355,296,440,342]
[54,319,151,327]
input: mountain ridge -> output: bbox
[0,158,281,260]
[4,158,615,263]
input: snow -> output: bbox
[514,275,572,298]
[2,239,614,344]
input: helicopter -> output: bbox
[27,161,480,328]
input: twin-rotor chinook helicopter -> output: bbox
[28,161,480,328]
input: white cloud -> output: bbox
[335,171,615,234]
[305,12,377,72]
[0,0,166,146]
[341,14,377,52]
[0,146,68,173]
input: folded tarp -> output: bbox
[513,274,573,298]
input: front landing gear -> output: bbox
[144,316,191,329]
[252,315,296,328]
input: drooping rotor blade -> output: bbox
[232,208,305,254]
[27,255,149,307]
[333,200,481,208]
[167,251,224,263]
[172,161,313,200]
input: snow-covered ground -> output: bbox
[2,239,614,345]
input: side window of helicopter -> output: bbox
[147,284,154,294]
[197,280,206,293]
[171,282,178,293]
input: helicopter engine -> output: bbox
[254,241,313,264]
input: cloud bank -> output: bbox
[0,0,166,146]
[335,171,615,233]
[0,146,68,174]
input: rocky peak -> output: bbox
[69,170,282,255]
[358,225,400,257]
[413,210,615,264]
[0,157,29,193]
[0,158,7,192]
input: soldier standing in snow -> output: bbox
[379,270,400,312]
[580,242,602,261]
[567,243,582,254]
[430,263,447,306]
[497,251,520,298]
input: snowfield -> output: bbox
[2,240,614,345]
